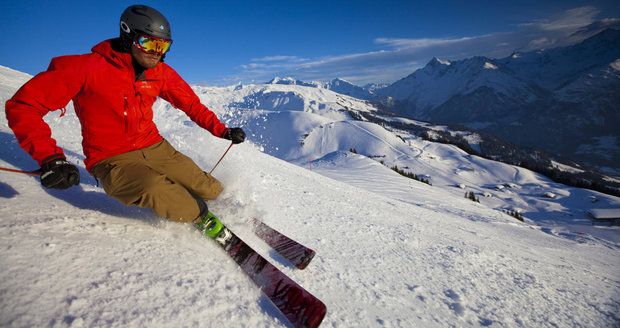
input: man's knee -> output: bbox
[140,181,202,222]
[193,173,223,200]
[205,177,223,199]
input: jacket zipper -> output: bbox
[123,96,129,134]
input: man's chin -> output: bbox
[138,58,159,68]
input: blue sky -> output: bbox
[1,1,619,86]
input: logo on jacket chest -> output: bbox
[136,81,160,97]
[138,81,153,90]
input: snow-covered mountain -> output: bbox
[266,76,321,88]
[377,29,620,172]
[187,72,620,241]
[322,78,376,101]
[267,76,377,101]
[498,28,620,92]
[1,64,619,327]
[363,82,389,93]
[567,19,620,44]
[379,56,543,120]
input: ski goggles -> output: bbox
[133,34,172,55]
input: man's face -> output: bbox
[131,44,161,69]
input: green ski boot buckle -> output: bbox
[199,212,224,239]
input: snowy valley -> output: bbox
[1,62,619,328]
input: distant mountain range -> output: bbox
[375,28,620,173]
[269,29,620,174]
[233,73,620,196]
[267,76,377,101]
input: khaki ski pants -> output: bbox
[91,140,222,222]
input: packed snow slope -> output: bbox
[1,65,619,327]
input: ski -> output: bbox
[197,213,326,328]
[252,218,316,270]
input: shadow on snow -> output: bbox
[0,131,152,220]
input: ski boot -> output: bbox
[194,211,233,245]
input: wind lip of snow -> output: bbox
[437,58,451,65]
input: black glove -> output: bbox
[40,155,80,189]
[223,127,246,144]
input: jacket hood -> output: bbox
[91,39,133,69]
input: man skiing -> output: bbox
[5,5,245,224]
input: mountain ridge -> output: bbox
[376,28,620,171]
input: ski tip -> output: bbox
[295,250,316,270]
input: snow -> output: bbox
[378,56,539,115]
[499,30,618,91]
[483,62,498,70]
[611,59,620,71]
[268,76,298,85]
[550,160,585,174]
[589,208,620,219]
[1,66,620,327]
[543,192,557,199]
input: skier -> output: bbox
[5,5,245,224]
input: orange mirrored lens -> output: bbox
[136,36,172,54]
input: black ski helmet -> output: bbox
[119,5,172,51]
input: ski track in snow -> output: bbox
[1,66,619,327]
[348,121,414,161]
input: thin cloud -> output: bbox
[251,55,308,63]
[227,6,616,86]
[538,6,599,31]
[239,63,267,70]
[374,36,477,50]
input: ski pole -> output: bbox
[0,167,41,176]
[209,142,234,174]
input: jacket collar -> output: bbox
[92,39,134,70]
[92,39,163,80]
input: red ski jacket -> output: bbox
[5,39,228,172]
